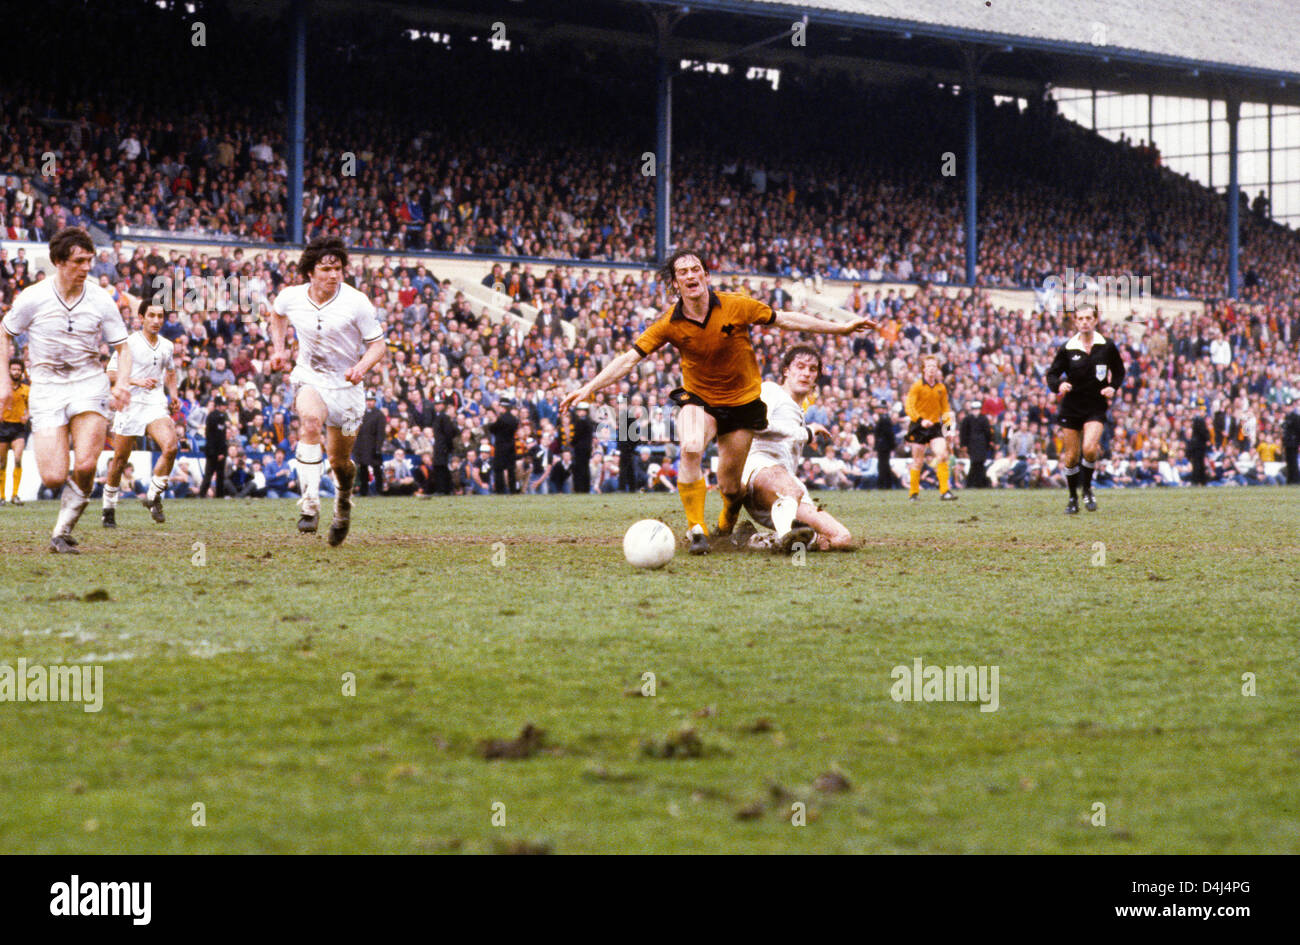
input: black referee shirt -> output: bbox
[1046,331,1127,414]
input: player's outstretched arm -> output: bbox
[109,341,133,411]
[166,367,181,411]
[345,338,387,385]
[773,311,877,335]
[0,330,11,417]
[267,312,290,373]
[559,348,643,412]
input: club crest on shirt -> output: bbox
[1095,364,1108,382]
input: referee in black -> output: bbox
[1045,304,1126,514]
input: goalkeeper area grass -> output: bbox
[0,488,1296,853]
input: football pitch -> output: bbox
[1,488,1297,854]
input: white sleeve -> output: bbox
[2,287,36,336]
[356,295,383,342]
[272,289,288,317]
[98,294,129,346]
[163,341,175,372]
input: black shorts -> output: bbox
[904,420,943,445]
[0,421,31,443]
[668,388,767,437]
[1056,409,1108,431]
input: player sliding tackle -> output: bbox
[268,236,386,546]
[558,251,875,554]
[742,345,854,553]
[102,298,181,527]
[0,227,132,553]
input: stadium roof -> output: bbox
[740,0,1300,80]
[283,0,1300,107]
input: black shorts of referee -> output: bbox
[1056,398,1110,431]
[668,387,768,437]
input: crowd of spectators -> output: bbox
[5,0,1300,312]
[4,235,1297,501]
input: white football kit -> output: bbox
[1,280,127,431]
[108,332,174,436]
[743,381,811,527]
[273,282,382,436]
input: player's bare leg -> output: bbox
[140,416,178,523]
[714,427,754,537]
[748,465,819,553]
[1079,421,1103,511]
[101,433,134,528]
[795,499,854,550]
[294,386,328,533]
[8,436,23,504]
[930,435,956,500]
[0,441,9,505]
[1059,427,1082,514]
[37,413,107,552]
[908,443,927,501]
[676,404,716,554]
[325,425,357,546]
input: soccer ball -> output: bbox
[623,519,676,569]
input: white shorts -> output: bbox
[742,453,809,530]
[111,399,170,438]
[292,381,365,436]
[29,375,111,433]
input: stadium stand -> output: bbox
[2,0,1299,500]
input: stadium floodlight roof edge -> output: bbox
[637,0,1300,91]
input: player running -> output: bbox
[558,251,874,555]
[741,345,854,553]
[0,227,132,553]
[903,355,957,502]
[0,359,31,505]
[1045,303,1126,514]
[268,235,386,545]
[102,298,180,527]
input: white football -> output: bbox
[623,519,677,569]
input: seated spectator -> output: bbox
[169,458,201,498]
[384,448,416,495]
[263,449,292,498]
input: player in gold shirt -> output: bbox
[903,355,957,501]
[559,250,875,553]
[0,360,31,505]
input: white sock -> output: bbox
[55,481,89,537]
[771,496,798,538]
[296,443,324,500]
[148,476,167,501]
[102,485,120,510]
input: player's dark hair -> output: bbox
[138,296,168,317]
[656,250,707,293]
[48,226,94,264]
[299,235,349,276]
[781,344,823,377]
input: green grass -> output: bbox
[1,487,1298,853]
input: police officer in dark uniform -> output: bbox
[874,400,897,490]
[1282,403,1300,485]
[432,398,459,495]
[200,396,228,498]
[570,402,594,494]
[959,402,995,488]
